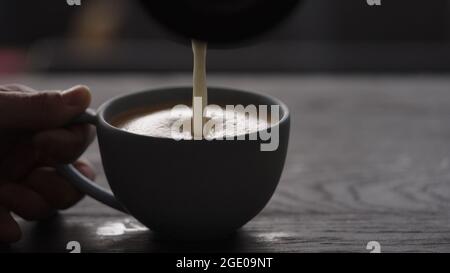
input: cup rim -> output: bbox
[96,86,290,140]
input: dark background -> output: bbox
[0,0,449,73]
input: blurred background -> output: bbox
[0,0,449,74]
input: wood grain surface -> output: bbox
[1,74,450,253]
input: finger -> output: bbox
[0,206,21,243]
[0,124,95,181]
[0,85,91,129]
[0,84,37,93]
[73,160,96,181]
[0,183,54,221]
[0,138,37,182]
[33,124,95,165]
[24,161,95,210]
[0,124,94,181]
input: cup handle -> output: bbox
[56,109,128,213]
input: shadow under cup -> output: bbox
[97,87,290,239]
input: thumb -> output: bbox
[0,85,91,129]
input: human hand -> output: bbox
[0,84,96,243]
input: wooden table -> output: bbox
[1,74,450,253]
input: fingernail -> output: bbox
[62,85,91,106]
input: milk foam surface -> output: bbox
[113,106,270,140]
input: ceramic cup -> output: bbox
[58,86,290,239]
